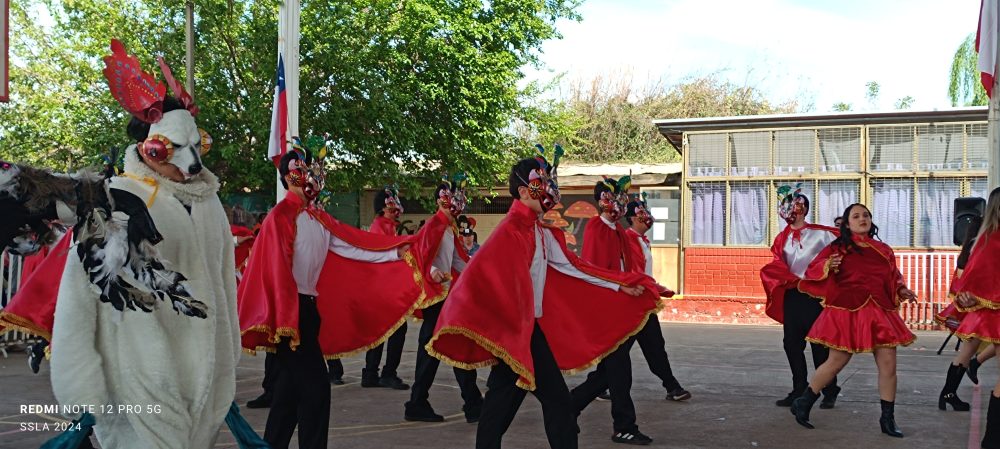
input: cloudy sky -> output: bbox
[524,0,982,112]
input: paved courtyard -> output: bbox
[0,323,985,448]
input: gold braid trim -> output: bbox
[562,303,664,377]
[325,250,426,359]
[241,325,300,355]
[425,326,534,390]
[954,331,1000,345]
[950,292,1000,313]
[805,334,916,354]
[0,312,52,340]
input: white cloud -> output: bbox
[526,0,981,111]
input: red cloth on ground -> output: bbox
[427,200,660,391]
[0,233,72,338]
[238,192,426,358]
[759,224,838,324]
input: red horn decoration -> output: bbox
[102,39,166,124]
[157,56,199,116]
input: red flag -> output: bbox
[978,0,998,97]
[267,54,288,168]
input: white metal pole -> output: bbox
[275,0,299,201]
[185,1,195,94]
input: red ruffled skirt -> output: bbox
[955,308,1000,344]
[935,303,966,331]
[806,301,916,353]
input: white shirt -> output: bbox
[430,228,467,286]
[531,224,620,318]
[293,211,399,295]
[636,235,653,277]
[781,225,837,279]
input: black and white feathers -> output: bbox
[0,159,208,319]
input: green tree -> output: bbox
[832,102,852,112]
[0,0,581,196]
[949,33,989,107]
[894,96,915,110]
[865,81,880,109]
[517,73,799,164]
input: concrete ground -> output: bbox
[0,323,986,449]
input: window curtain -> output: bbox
[871,179,913,247]
[917,180,959,247]
[691,183,724,244]
[730,183,767,245]
[818,182,858,228]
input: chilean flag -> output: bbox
[978,0,999,98]
[267,54,288,168]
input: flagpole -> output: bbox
[275,0,300,201]
[991,55,1000,190]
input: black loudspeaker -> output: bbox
[954,197,986,246]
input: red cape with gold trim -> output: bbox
[759,224,838,323]
[623,228,674,297]
[427,200,661,391]
[798,236,904,311]
[238,192,426,358]
[951,230,1000,311]
[0,233,72,339]
[582,217,638,272]
[410,210,470,312]
[231,225,254,278]
[370,215,398,236]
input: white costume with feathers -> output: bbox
[50,148,240,449]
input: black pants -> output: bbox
[328,359,343,380]
[783,288,837,394]
[635,315,682,391]
[476,323,577,449]
[365,322,407,378]
[407,301,482,411]
[259,352,277,396]
[570,338,638,433]
[264,295,331,449]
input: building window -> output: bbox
[690,182,725,245]
[729,182,769,245]
[870,178,914,247]
[642,188,681,245]
[817,180,859,227]
[916,178,961,247]
[818,128,862,173]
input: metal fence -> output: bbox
[1,249,37,357]
[897,252,958,328]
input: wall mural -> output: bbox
[542,195,599,255]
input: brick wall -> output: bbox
[682,247,772,298]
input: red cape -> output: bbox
[759,224,838,323]
[410,210,470,311]
[238,192,426,358]
[623,228,674,297]
[799,236,904,311]
[0,233,72,339]
[427,200,661,391]
[370,215,398,236]
[231,225,254,275]
[951,230,1000,311]
[582,217,639,272]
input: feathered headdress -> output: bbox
[102,39,198,123]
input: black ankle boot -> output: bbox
[820,385,841,409]
[361,368,380,388]
[983,392,1000,449]
[940,364,971,411]
[791,388,820,429]
[969,357,982,385]
[879,400,903,438]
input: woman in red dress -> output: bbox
[790,203,917,438]
[952,187,1000,449]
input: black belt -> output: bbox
[299,294,317,301]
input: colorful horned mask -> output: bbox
[627,192,654,229]
[286,137,327,203]
[777,183,807,224]
[597,175,632,222]
[518,144,563,212]
[438,173,468,218]
[380,186,404,220]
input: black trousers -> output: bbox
[260,352,277,395]
[635,315,682,391]
[264,295,331,449]
[570,338,638,433]
[328,359,343,380]
[407,301,482,410]
[783,288,837,394]
[476,323,577,449]
[365,322,407,378]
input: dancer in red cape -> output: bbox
[361,186,412,390]
[951,187,1000,448]
[428,150,660,449]
[758,184,841,408]
[404,177,483,423]
[571,175,656,445]
[238,149,420,449]
[790,203,916,438]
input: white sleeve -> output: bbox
[50,257,111,415]
[543,229,620,291]
[431,229,456,275]
[328,232,400,263]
